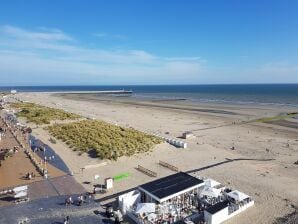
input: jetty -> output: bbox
[41,90,133,95]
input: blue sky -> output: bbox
[0,0,297,85]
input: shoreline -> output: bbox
[56,93,298,113]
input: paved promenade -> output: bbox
[0,194,112,224]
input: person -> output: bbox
[88,193,92,203]
[64,215,70,224]
[77,195,82,206]
[68,196,73,205]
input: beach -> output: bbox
[16,92,298,224]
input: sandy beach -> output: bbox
[15,92,298,224]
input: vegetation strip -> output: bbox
[11,102,81,125]
[255,112,298,123]
[46,120,162,160]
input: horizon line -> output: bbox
[1,83,298,88]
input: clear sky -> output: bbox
[0,0,297,85]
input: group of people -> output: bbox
[0,127,7,139]
[13,146,19,153]
[65,193,93,206]
[25,172,35,180]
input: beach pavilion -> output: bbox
[119,172,205,223]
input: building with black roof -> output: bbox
[204,200,229,224]
[205,200,229,214]
[138,172,204,203]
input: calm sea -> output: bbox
[1,84,298,107]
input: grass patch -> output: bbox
[113,172,130,181]
[11,102,81,125]
[255,112,298,123]
[46,120,163,160]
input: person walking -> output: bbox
[63,215,70,224]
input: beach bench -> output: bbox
[159,160,179,172]
[137,165,157,177]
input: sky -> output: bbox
[0,0,297,85]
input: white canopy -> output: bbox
[14,191,27,198]
[227,190,249,201]
[13,185,28,193]
[200,186,221,198]
[205,179,221,188]
[135,203,156,214]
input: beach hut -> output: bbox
[176,141,183,148]
[182,131,194,139]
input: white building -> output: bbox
[119,172,204,223]
[118,173,254,224]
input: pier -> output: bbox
[43,90,133,94]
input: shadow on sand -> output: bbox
[185,158,275,173]
[96,157,274,203]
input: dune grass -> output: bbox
[255,112,298,123]
[46,120,163,160]
[11,102,81,125]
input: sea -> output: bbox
[1,84,298,107]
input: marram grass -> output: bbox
[46,120,163,160]
[11,102,81,125]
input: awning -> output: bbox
[204,179,221,188]
[227,190,249,201]
[135,203,156,214]
[200,186,221,198]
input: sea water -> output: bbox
[0,84,298,107]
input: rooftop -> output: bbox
[138,172,204,202]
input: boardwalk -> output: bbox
[0,119,65,190]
